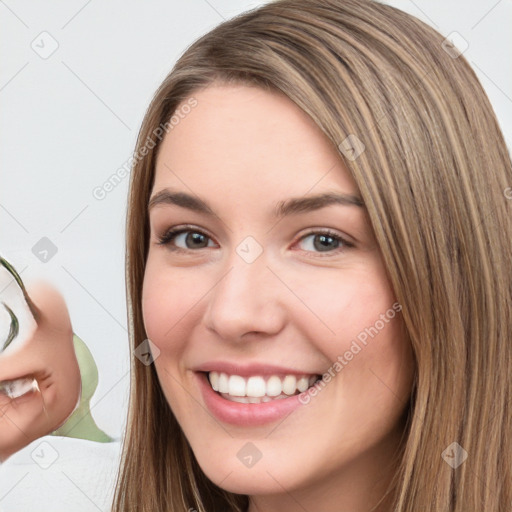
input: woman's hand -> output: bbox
[0,276,81,462]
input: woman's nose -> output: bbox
[201,248,288,342]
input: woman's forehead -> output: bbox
[153,84,360,202]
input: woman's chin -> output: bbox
[205,468,287,496]
[194,450,303,496]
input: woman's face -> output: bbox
[143,84,415,509]
[0,277,80,461]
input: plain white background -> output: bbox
[1,0,511,441]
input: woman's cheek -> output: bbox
[142,273,165,338]
[142,271,188,349]
[293,272,389,345]
[142,263,169,339]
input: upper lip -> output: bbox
[193,361,321,377]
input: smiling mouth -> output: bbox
[0,377,39,399]
[205,371,321,404]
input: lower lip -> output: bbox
[196,372,307,427]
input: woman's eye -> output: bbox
[157,226,353,256]
[296,230,353,255]
[157,227,216,251]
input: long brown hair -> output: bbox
[113,0,512,510]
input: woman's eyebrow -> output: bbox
[148,188,365,218]
[275,191,364,216]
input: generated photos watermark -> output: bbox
[92,97,198,201]
[298,301,402,405]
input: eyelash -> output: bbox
[156,224,354,256]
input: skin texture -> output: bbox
[0,280,81,462]
[143,84,415,512]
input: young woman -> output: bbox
[113,0,512,511]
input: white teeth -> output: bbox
[282,375,297,395]
[246,376,266,397]
[0,378,39,399]
[207,371,319,400]
[227,395,248,404]
[228,375,246,396]
[266,376,282,396]
[209,371,219,391]
[297,376,310,392]
[218,372,229,393]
